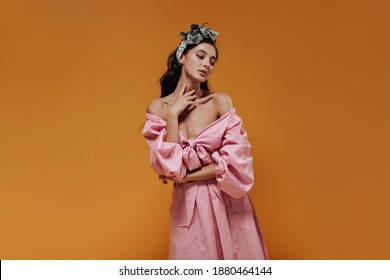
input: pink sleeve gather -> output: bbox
[142,116,186,182]
[211,113,254,199]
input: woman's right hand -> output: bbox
[167,84,197,117]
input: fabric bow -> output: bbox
[179,23,219,44]
[182,140,213,171]
[176,23,220,62]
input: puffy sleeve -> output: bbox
[211,112,254,199]
[142,114,186,181]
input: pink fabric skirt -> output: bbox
[169,179,269,260]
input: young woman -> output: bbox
[143,23,269,260]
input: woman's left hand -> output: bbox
[159,174,170,184]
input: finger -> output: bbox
[187,104,197,111]
[185,94,197,101]
[184,100,197,111]
[183,93,196,102]
[166,176,174,181]
[181,89,195,98]
[184,101,196,110]
[184,89,196,96]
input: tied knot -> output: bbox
[176,23,220,62]
[182,141,212,171]
[188,139,195,147]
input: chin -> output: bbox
[186,69,209,83]
[189,75,207,83]
[198,74,209,82]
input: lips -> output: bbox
[199,70,207,76]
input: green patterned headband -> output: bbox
[176,23,220,63]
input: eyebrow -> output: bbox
[197,49,217,60]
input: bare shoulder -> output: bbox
[211,92,233,116]
[146,98,165,118]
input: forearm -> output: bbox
[165,113,180,143]
[182,164,216,183]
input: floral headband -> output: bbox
[175,23,220,63]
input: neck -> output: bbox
[172,72,204,99]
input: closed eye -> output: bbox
[197,54,215,66]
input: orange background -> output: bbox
[0,0,389,259]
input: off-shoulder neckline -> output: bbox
[145,107,236,140]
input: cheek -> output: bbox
[186,57,197,67]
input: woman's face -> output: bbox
[179,42,217,82]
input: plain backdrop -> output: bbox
[0,0,389,259]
